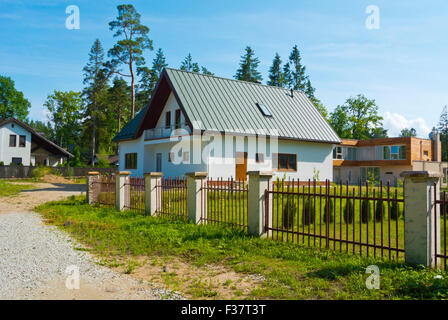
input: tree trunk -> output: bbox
[130,63,135,120]
[117,102,121,133]
[91,111,96,167]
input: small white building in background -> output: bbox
[113,68,341,181]
[0,118,73,166]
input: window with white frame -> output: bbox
[333,146,343,159]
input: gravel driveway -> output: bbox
[0,182,182,300]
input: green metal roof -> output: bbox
[114,68,341,144]
[112,106,147,142]
[165,68,341,144]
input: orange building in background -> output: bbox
[333,133,447,187]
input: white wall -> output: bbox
[207,136,334,181]
[153,93,190,134]
[118,135,146,176]
[0,123,31,165]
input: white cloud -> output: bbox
[383,112,432,138]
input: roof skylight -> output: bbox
[256,103,272,117]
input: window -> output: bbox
[156,153,162,172]
[125,153,137,169]
[175,109,181,129]
[255,153,264,163]
[383,145,406,160]
[333,146,342,159]
[277,153,297,171]
[168,152,174,163]
[347,147,357,160]
[11,157,22,165]
[182,152,190,162]
[165,111,171,129]
[9,135,16,147]
[19,135,26,147]
[424,150,429,157]
[256,103,272,117]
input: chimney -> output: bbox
[432,131,442,162]
[290,89,294,98]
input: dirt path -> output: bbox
[0,182,182,300]
[0,182,85,214]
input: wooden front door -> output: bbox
[235,152,248,181]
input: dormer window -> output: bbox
[175,109,181,129]
[165,111,171,129]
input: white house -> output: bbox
[0,118,73,166]
[113,68,341,181]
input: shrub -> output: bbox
[323,198,334,223]
[0,161,4,166]
[374,200,387,222]
[31,166,52,179]
[361,199,371,223]
[282,196,295,229]
[390,201,402,220]
[301,196,315,225]
[343,199,354,224]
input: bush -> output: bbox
[343,199,354,224]
[301,196,315,225]
[282,196,295,229]
[374,200,387,222]
[323,198,334,223]
[31,166,52,179]
[361,199,371,223]
[0,161,4,166]
[390,201,402,220]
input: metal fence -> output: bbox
[96,175,116,207]
[265,179,405,261]
[124,176,145,213]
[201,178,248,230]
[156,177,188,219]
[434,185,448,270]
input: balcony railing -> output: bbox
[144,123,189,140]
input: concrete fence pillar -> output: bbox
[116,171,131,211]
[186,172,207,224]
[400,171,441,267]
[247,171,273,237]
[86,171,100,205]
[144,172,162,216]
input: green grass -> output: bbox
[35,196,448,300]
[0,180,36,197]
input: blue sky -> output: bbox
[1,0,447,137]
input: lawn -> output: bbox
[0,180,36,197]
[35,196,448,300]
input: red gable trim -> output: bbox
[134,69,193,139]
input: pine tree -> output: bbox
[287,45,306,91]
[234,46,262,83]
[108,77,131,136]
[82,39,110,166]
[136,48,167,108]
[267,53,284,87]
[438,106,448,161]
[201,67,214,75]
[108,4,153,119]
[180,53,200,72]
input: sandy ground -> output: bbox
[0,182,85,214]
[0,181,181,300]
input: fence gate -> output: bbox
[201,178,248,230]
[96,175,116,207]
[124,176,145,213]
[155,177,188,219]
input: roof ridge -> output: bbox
[164,67,307,95]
